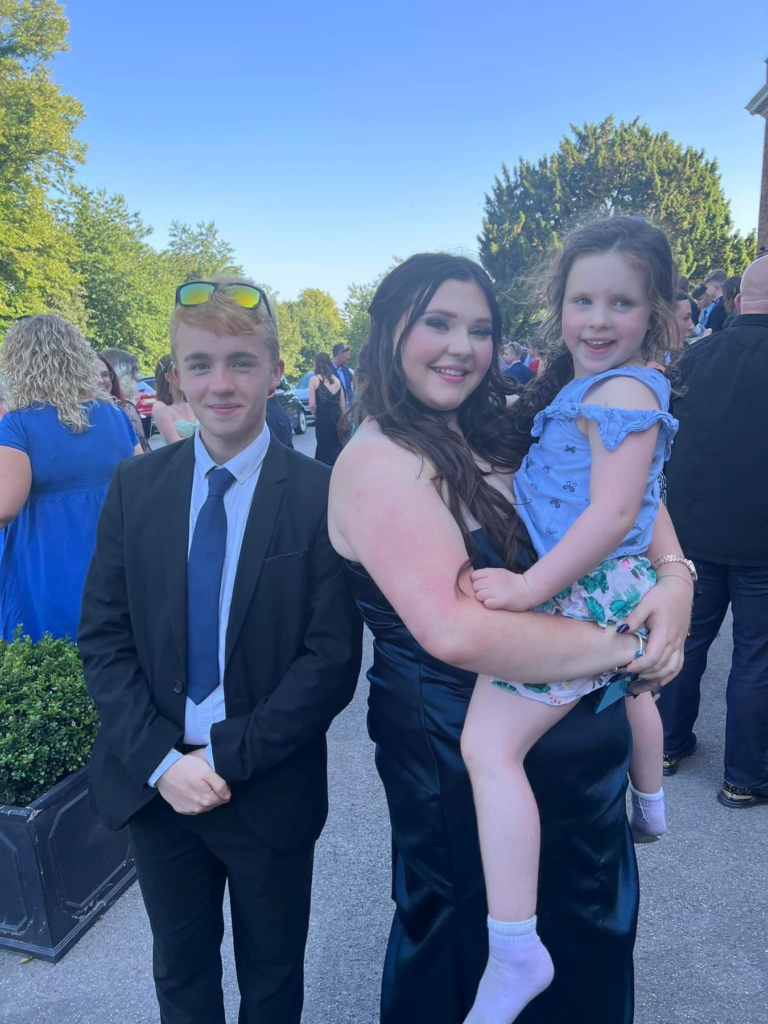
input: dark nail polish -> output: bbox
[616,624,630,634]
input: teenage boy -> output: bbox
[80,278,362,1024]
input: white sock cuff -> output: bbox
[629,783,664,800]
[487,914,537,937]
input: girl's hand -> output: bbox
[470,567,534,611]
[620,574,692,690]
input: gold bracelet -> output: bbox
[651,554,697,582]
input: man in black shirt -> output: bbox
[660,255,768,808]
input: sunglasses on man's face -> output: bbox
[175,281,273,319]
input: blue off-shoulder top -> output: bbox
[514,366,678,560]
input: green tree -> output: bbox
[341,259,402,364]
[0,0,86,326]
[163,220,243,283]
[58,186,173,368]
[56,191,249,371]
[281,288,346,377]
[479,117,758,332]
[273,300,304,380]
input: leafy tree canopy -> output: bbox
[56,186,174,367]
[279,288,346,379]
[479,117,757,333]
[0,0,85,323]
[163,220,242,284]
[341,259,402,365]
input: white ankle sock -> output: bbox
[629,783,668,843]
[464,915,554,1024]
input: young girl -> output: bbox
[152,353,197,443]
[462,217,689,1024]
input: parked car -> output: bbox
[293,370,315,425]
[275,377,307,434]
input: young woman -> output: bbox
[309,352,346,466]
[152,353,197,443]
[328,254,692,1023]
[0,316,141,642]
[97,352,149,452]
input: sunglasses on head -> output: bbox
[175,281,272,319]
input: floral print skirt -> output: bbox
[492,555,655,706]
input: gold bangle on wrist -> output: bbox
[651,554,697,582]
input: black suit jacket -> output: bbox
[666,313,768,566]
[78,435,363,846]
[706,299,727,333]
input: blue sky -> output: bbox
[56,0,768,304]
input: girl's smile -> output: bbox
[561,252,653,378]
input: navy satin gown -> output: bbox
[345,532,638,1024]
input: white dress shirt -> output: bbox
[148,425,271,786]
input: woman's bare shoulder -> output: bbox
[334,420,431,483]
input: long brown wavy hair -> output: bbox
[96,353,126,404]
[154,354,175,405]
[353,253,533,575]
[314,352,337,385]
[508,216,678,442]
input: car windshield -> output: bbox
[297,371,313,388]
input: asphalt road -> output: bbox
[2,431,765,1023]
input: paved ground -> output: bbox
[2,433,765,1022]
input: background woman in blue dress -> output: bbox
[328,255,693,1023]
[0,315,141,642]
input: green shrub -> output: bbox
[0,631,99,807]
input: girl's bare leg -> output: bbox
[625,692,668,842]
[461,677,571,1023]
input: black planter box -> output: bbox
[0,764,135,962]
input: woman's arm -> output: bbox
[329,434,640,685]
[0,447,32,528]
[123,402,148,453]
[621,501,692,688]
[308,377,318,416]
[339,385,347,416]
[153,401,182,445]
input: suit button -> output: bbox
[173,680,184,694]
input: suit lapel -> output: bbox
[162,440,195,675]
[224,438,288,670]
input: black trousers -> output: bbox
[129,796,314,1024]
[657,559,768,791]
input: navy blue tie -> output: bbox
[186,467,236,705]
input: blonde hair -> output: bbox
[0,315,110,432]
[170,277,280,365]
